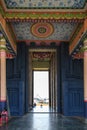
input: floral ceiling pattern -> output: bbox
[31,23,54,38]
[4,0,86,9]
[12,22,78,41]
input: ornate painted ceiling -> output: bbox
[12,21,78,45]
[4,0,86,9]
[0,0,87,59]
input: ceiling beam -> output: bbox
[0,14,17,54]
[0,1,87,20]
[69,19,87,55]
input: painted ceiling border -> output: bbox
[70,31,87,58]
[69,19,87,55]
[0,1,87,20]
[68,23,81,42]
[70,23,83,45]
[69,26,85,54]
[2,12,87,20]
[3,0,87,9]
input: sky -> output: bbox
[34,71,49,99]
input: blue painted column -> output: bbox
[84,39,87,118]
[0,37,7,111]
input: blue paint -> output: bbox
[6,43,27,116]
[56,47,62,113]
[60,43,84,117]
[4,0,86,9]
[6,42,85,117]
[84,102,87,118]
[7,80,24,116]
[62,80,84,116]
[12,22,77,41]
[0,101,7,111]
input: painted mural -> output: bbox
[12,22,78,41]
[4,0,86,9]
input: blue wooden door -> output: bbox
[63,80,84,117]
[7,80,24,116]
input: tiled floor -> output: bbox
[30,106,55,113]
[1,106,87,130]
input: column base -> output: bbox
[0,100,7,111]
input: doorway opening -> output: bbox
[28,49,57,112]
[33,71,49,107]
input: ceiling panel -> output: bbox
[4,0,86,9]
[12,22,78,42]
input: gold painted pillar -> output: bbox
[84,39,87,118]
[0,37,7,111]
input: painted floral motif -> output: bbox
[31,23,54,38]
[4,0,86,9]
[12,22,78,41]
